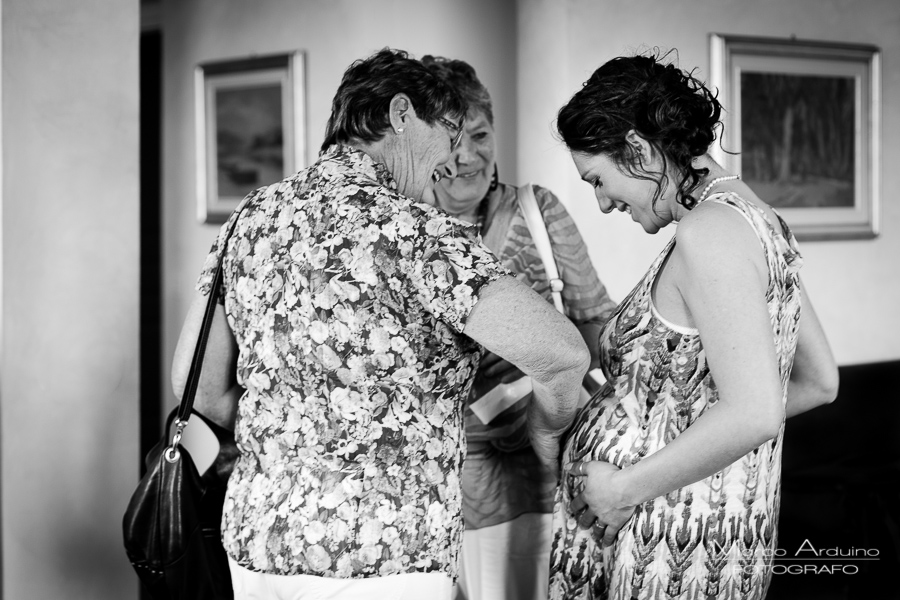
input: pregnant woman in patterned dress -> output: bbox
[547,53,839,600]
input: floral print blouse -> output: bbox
[196,145,510,579]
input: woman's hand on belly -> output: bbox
[566,460,636,546]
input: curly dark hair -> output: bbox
[557,51,722,209]
[420,55,494,125]
[321,48,467,152]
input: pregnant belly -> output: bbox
[564,389,644,468]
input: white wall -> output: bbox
[1,0,140,598]
[162,0,518,409]
[518,0,900,365]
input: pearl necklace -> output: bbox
[697,174,740,204]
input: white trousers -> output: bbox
[229,557,452,600]
[453,512,553,600]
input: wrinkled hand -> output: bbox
[567,460,636,546]
[526,389,571,480]
[528,421,565,480]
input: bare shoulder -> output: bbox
[676,200,757,253]
[673,199,768,280]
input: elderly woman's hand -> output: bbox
[527,420,566,479]
[567,460,636,546]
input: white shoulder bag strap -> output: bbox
[517,184,565,314]
[517,183,604,405]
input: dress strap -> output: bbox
[707,192,803,275]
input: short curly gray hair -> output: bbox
[421,55,493,125]
[321,48,467,152]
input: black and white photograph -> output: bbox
[5,2,899,600]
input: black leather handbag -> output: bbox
[123,217,240,599]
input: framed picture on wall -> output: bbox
[195,51,306,224]
[709,35,881,240]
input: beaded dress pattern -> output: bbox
[548,192,803,600]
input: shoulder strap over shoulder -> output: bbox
[516,184,564,314]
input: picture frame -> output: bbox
[195,51,306,224]
[709,35,881,240]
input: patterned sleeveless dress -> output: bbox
[548,193,804,600]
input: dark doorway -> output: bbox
[138,23,163,600]
[139,28,163,471]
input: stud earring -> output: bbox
[397,128,404,134]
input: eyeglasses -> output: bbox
[437,116,464,150]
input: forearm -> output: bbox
[465,276,589,419]
[172,291,239,421]
[783,345,839,419]
[529,351,589,431]
[785,367,839,418]
[785,380,824,418]
[614,400,780,506]
[526,341,589,473]
[464,276,590,467]
[784,282,838,419]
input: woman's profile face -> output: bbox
[571,151,674,234]
[433,109,496,216]
[397,113,460,202]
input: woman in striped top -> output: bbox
[422,55,617,600]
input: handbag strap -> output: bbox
[516,184,564,314]
[170,207,246,445]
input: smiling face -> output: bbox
[433,110,496,218]
[571,151,677,234]
[394,113,460,202]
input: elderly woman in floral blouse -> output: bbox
[172,48,589,600]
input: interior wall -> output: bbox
[1,0,140,598]
[162,0,518,411]
[518,0,900,365]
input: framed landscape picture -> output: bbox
[195,51,306,223]
[710,35,880,240]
